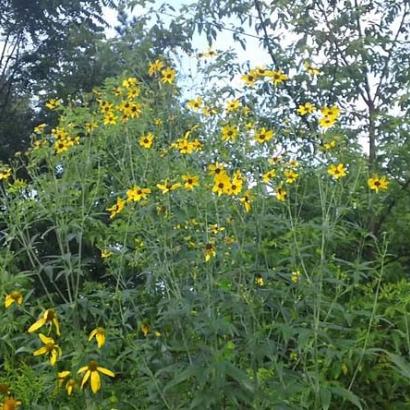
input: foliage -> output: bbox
[0,0,410,408]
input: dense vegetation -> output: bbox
[0,0,409,409]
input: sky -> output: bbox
[102,0,272,77]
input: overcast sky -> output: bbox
[102,0,272,90]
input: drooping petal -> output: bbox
[88,328,97,341]
[53,318,61,336]
[80,370,91,389]
[77,366,88,374]
[96,332,105,348]
[50,348,59,366]
[97,367,115,378]
[4,295,14,308]
[39,333,54,345]
[58,370,71,380]
[90,371,101,394]
[33,346,48,356]
[66,380,75,396]
[28,317,46,333]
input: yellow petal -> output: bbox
[50,348,59,366]
[4,295,14,308]
[88,329,97,341]
[80,370,90,389]
[53,318,61,336]
[39,333,54,345]
[33,346,48,356]
[58,370,71,379]
[90,371,101,394]
[96,333,105,348]
[97,366,115,378]
[28,317,46,333]
[77,366,88,374]
[67,381,74,396]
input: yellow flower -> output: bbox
[148,59,164,76]
[99,100,112,111]
[141,323,150,337]
[85,121,98,133]
[45,98,60,110]
[208,224,225,235]
[171,138,202,154]
[208,162,226,177]
[268,156,282,165]
[0,396,21,410]
[276,187,287,202]
[154,118,163,127]
[182,175,199,190]
[241,71,257,86]
[33,139,48,150]
[304,62,320,76]
[291,270,301,284]
[262,169,276,183]
[88,327,106,348]
[126,186,151,202]
[126,102,142,118]
[58,370,71,384]
[204,243,216,262]
[202,106,218,116]
[139,133,154,149]
[78,361,115,394]
[51,127,68,139]
[288,159,299,169]
[186,97,203,111]
[296,102,316,116]
[28,309,60,335]
[33,334,61,366]
[255,275,264,287]
[101,249,112,259]
[221,124,239,142]
[319,116,337,129]
[267,70,288,85]
[321,105,340,118]
[122,77,138,88]
[255,127,274,143]
[284,169,299,184]
[54,139,70,154]
[161,67,176,84]
[212,172,230,196]
[254,66,268,77]
[103,112,117,126]
[198,48,217,59]
[64,379,76,396]
[33,123,46,134]
[4,291,23,308]
[322,139,337,151]
[327,163,347,180]
[368,176,389,192]
[0,167,12,181]
[107,197,126,219]
[226,99,241,112]
[156,180,181,194]
[227,180,242,196]
[240,191,253,212]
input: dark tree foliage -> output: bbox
[0,0,116,161]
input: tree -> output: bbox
[0,0,116,161]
